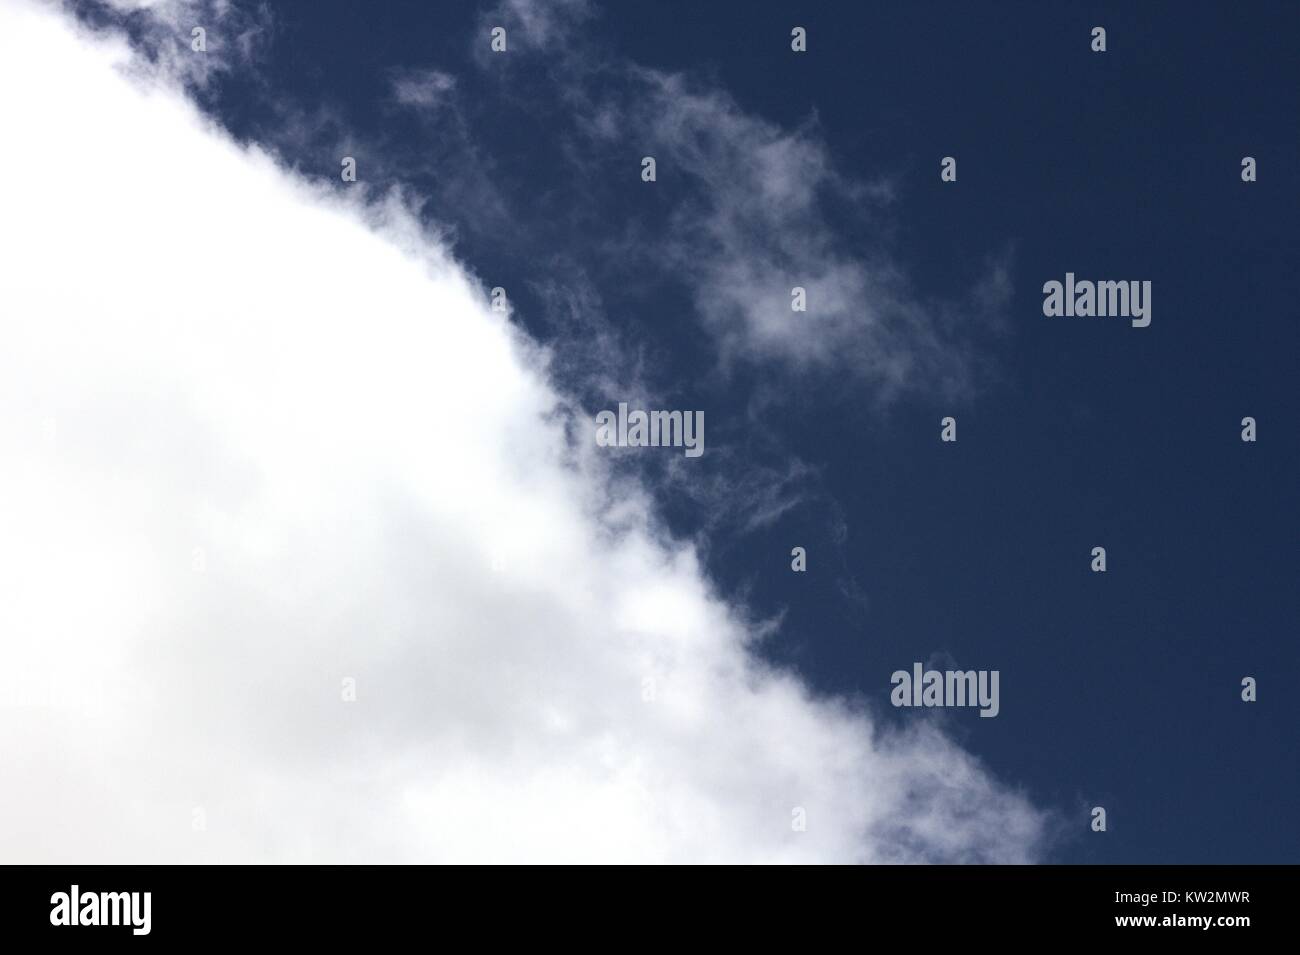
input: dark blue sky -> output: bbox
[91,0,1299,863]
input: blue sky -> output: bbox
[4,0,1293,863]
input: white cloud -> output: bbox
[615,70,1012,400]
[479,0,595,54]
[0,1,1046,863]
[390,67,458,109]
[89,0,269,88]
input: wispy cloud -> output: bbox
[389,67,458,109]
[477,0,596,57]
[574,68,1013,401]
[83,0,271,88]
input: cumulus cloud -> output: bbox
[0,1,1045,862]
